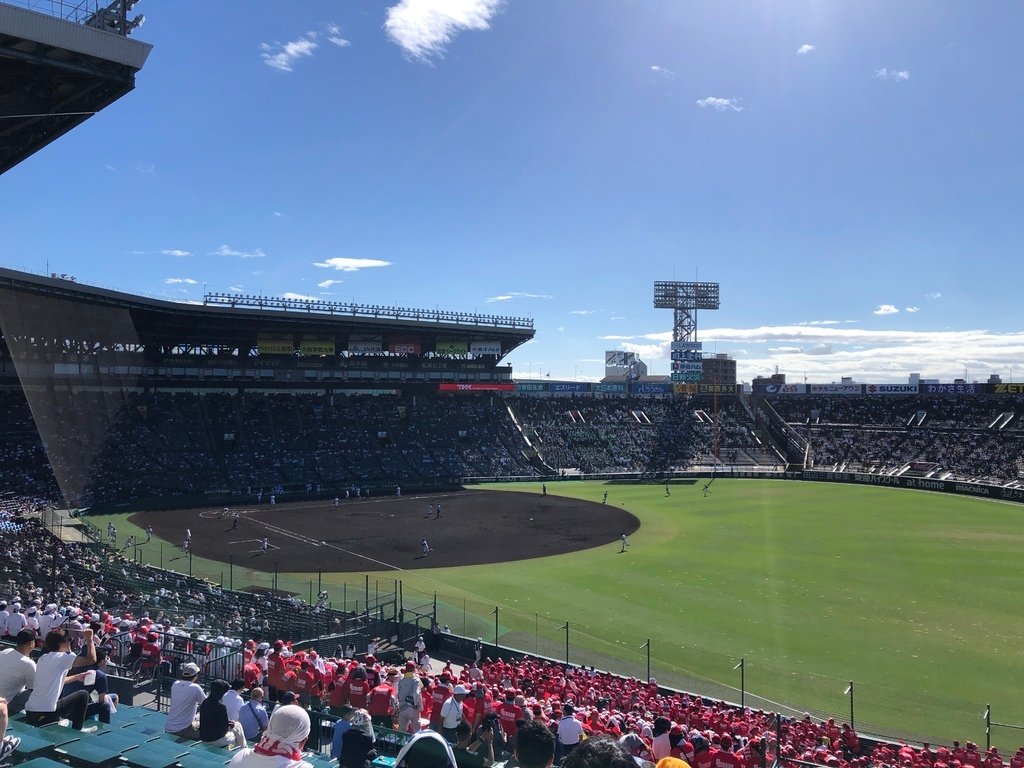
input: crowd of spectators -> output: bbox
[0,499,355,649]
[507,395,780,475]
[0,389,792,508]
[763,395,1024,484]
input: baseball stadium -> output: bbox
[2,4,1024,768]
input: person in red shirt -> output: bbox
[242,659,263,690]
[714,736,744,768]
[496,689,524,739]
[266,641,287,703]
[367,670,399,729]
[293,659,323,707]
[428,677,453,730]
[138,631,162,678]
[344,667,371,709]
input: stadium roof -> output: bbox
[0,267,535,358]
[0,1,151,174]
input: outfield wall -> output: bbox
[466,469,1024,504]
[800,470,1024,503]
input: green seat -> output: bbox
[109,706,152,726]
[120,740,191,768]
[179,748,233,768]
[11,758,70,768]
[7,721,80,756]
[95,728,156,749]
[57,734,139,765]
[119,720,169,739]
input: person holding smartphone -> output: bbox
[24,626,97,732]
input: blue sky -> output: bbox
[3,0,1023,384]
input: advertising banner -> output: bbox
[593,382,627,393]
[672,361,703,372]
[470,341,502,356]
[546,382,590,393]
[257,335,293,355]
[802,470,1024,504]
[435,340,468,355]
[753,384,807,394]
[992,383,1024,394]
[633,382,673,394]
[807,383,862,395]
[670,341,703,350]
[698,384,737,394]
[439,383,516,392]
[300,336,335,356]
[348,341,382,354]
[922,383,983,395]
[671,349,704,361]
[673,383,699,395]
[863,383,918,395]
[388,339,422,355]
[515,382,546,392]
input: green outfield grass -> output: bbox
[87,479,1024,746]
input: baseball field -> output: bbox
[87,478,1024,747]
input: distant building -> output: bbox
[604,351,647,380]
[752,373,786,387]
[702,354,736,386]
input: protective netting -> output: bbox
[0,286,142,506]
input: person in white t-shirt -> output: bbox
[223,678,246,721]
[229,704,313,768]
[0,629,37,708]
[24,627,97,732]
[165,662,207,739]
[556,703,586,756]
[4,606,27,639]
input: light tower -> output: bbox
[653,281,720,383]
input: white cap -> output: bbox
[453,685,469,695]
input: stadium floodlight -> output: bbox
[653,280,720,345]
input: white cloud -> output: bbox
[261,33,318,72]
[318,279,343,289]
[874,68,910,81]
[134,161,155,175]
[557,326,565,333]
[485,291,553,303]
[326,22,350,47]
[796,43,815,55]
[283,292,318,302]
[571,309,597,315]
[661,324,1024,384]
[210,244,267,259]
[798,319,842,326]
[104,164,116,172]
[873,304,900,315]
[927,291,942,299]
[696,97,743,112]
[650,65,675,77]
[273,211,283,218]
[164,277,198,285]
[384,0,501,61]
[161,248,191,257]
[600,335,636,341]
[313,257,391,272]
[905,306,920,313]
[228,285,243,293]
[610,315,626,321]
